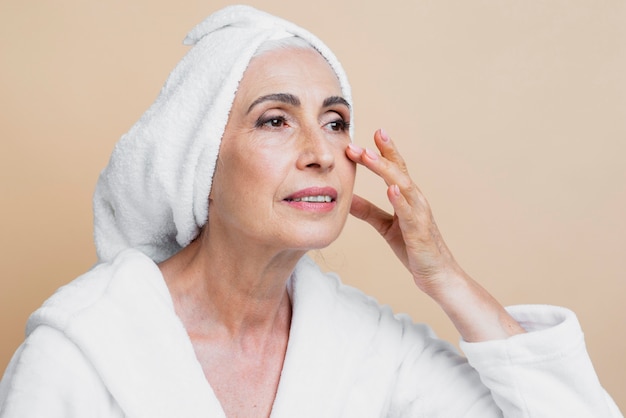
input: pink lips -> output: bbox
[283,187,338,212]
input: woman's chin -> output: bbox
[293,229,344,252]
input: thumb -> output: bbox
[350,194,393,236]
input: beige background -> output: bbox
[1,0,624,410]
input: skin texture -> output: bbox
[159,46,525,418]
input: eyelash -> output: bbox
[256,115,289,129]
[255,115,350,133]
[327,119,351,133]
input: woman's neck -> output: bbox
[158,228,301,343]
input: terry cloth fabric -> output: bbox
[0,249,622,417]
[93,5,353,263]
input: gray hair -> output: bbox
[253,35,315,58]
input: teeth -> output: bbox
[292,195,333,203]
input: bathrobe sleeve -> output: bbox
[389,304,622,417]
[459,305,622,417]
[0,325,124,418]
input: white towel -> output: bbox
[93,5,353,263]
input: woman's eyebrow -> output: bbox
[323,96,351,110]
[247,93,300,114]
[246,94,350,114]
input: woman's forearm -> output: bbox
[422,268,526,342]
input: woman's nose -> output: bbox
[295,127,335,171]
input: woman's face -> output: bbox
[208,46,356,253]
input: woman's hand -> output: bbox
[346,129,525,341]
[345,129,459,295]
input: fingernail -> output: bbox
[348,143,363,153]
[380,128,390,142]
[365,148,378,160]
[391,184,400,196]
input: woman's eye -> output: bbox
[257,116,287,129]
[326,119,350,132]
[267,118,285,127]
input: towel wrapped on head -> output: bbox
[93,5,353,263]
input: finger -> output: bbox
[345,142,366,164]
[350,194,394,237]
[387,184,423,235]
[350,133,422,209]
[347,142,405,193]
[374,129,409,175]
[387,184,411,220]
[347,142,405,188]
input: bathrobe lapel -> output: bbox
[270,256,393,417]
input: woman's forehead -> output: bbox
[236,48,343,106]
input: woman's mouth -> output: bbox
[288,195,334,203]
[284,187,338,212]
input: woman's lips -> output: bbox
[283,187,338,212]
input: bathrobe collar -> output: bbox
[26,249,382,417]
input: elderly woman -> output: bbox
[0,5,621,418]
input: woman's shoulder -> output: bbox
[0,324,125,417]
[25,249,167,337]
[291,255,438,348]
[292,255,388,313]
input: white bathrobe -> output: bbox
[0,249,621,417]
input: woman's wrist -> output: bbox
[419,268,526,342]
